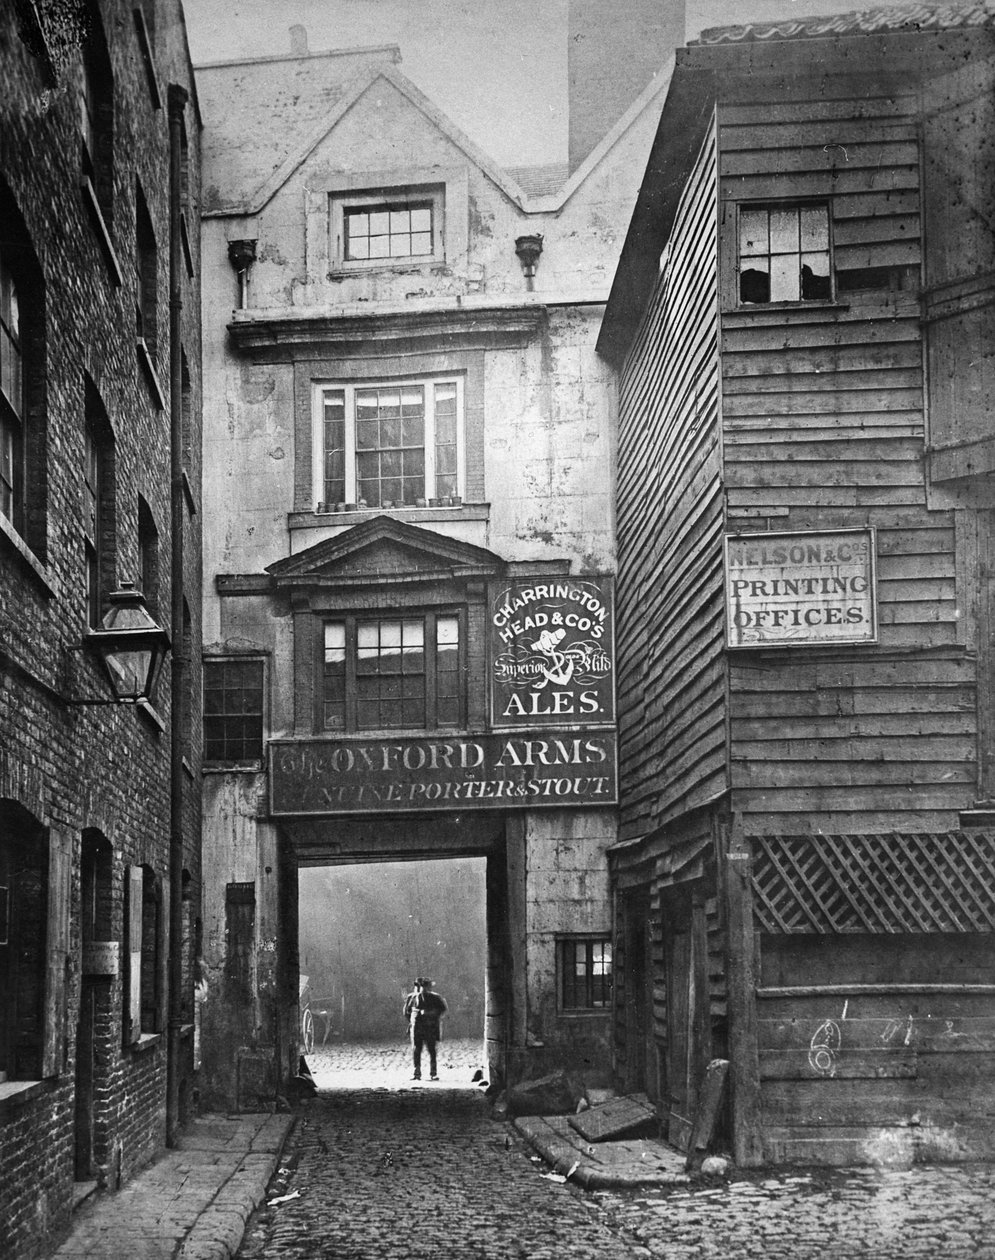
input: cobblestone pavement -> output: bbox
[239,1040,995,1260]
[238,1039,637,1260]
[593,1164,995,1260]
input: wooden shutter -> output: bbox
[42,829,72,1077]
[124,865,143,1044]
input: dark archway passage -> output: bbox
[296,855,499,1089]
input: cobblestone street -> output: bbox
[236,1041,995,1260]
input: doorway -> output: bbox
[297,856,488,1086]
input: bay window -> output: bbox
[322,611,463,732]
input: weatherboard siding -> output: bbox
[717,87,968,834]
[616,123,726,845]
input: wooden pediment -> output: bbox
[266,515,505,589]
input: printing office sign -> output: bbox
[725,528,877,648]
[489,578,615,727]
[269,731,617,816]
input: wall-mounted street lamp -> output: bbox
[69,583,170,705]
[515,234,543,290]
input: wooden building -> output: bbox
[598,2,995,1166]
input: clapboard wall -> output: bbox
[716,84,971,835]
[615,123,727,849]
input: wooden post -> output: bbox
[724,824,763,1166]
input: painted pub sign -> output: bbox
[489,578,615,727]
[725,528,877,648]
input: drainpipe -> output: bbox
[166,82,188,1147]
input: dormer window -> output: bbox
[344,201,433,262]
[329,185,445,271]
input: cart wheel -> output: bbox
[302,1008,315,1055]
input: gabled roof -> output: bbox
[200,57,529,217]
[696,0,995,45]
[266,516,506,588]
[199,45,674,220]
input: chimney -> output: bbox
[289,24,308,56]
[567,0,685,173]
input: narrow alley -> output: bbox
[236,1042,995,1260]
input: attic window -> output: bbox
[345,202,433,260]
[329,186,445,270]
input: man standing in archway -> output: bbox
[404,977,448,1081]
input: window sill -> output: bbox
[203,761,265,774]
[81,178,123,287]
[724,299,850,317]
[289,503,489,531]
[0,514,60,597]
[136,698,166,734]
[129,1033,163,1054]
[182,469,199,516]
[180,213,195,279]
[0,1078,55,1112]
[137,338,167,410]
[557,1009,613,1020]
[328,258,446,278]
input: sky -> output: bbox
[183,0,913,168]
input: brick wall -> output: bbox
[0,2,202,1255]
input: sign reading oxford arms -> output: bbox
[724,528,877,649]
[489,578,615,727]
[269,731,617,816]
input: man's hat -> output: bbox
[414,976,424,986]
[421,977,433,987]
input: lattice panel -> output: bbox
[749,832,995,933]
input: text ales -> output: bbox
[724,528,877,649]
[269,732,618,815]
[489,577,615,726]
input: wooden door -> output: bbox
[664,892,711,1150]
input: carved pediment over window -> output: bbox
[266,514,505,592]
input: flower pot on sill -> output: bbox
[450,495,462,507]
[344,503,357,512]
[429,498,441,508]
[415,498,427,508]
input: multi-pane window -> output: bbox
[738,203,831,304]
[322,612,462,732]
[318,377,462,509]
[559,937,612,1010]
[344,202,433,261]
[203,659,265,762]
[0,251,23,527]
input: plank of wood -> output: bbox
[568,1093,657,1142]
[685,1059,729,1166]
[760,1017,995,1055]
[760,1049,917,1080]
[724,833,764,1167]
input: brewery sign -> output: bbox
[269,730,617,816]
[725,528,877,648]
[489,578,615,727]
